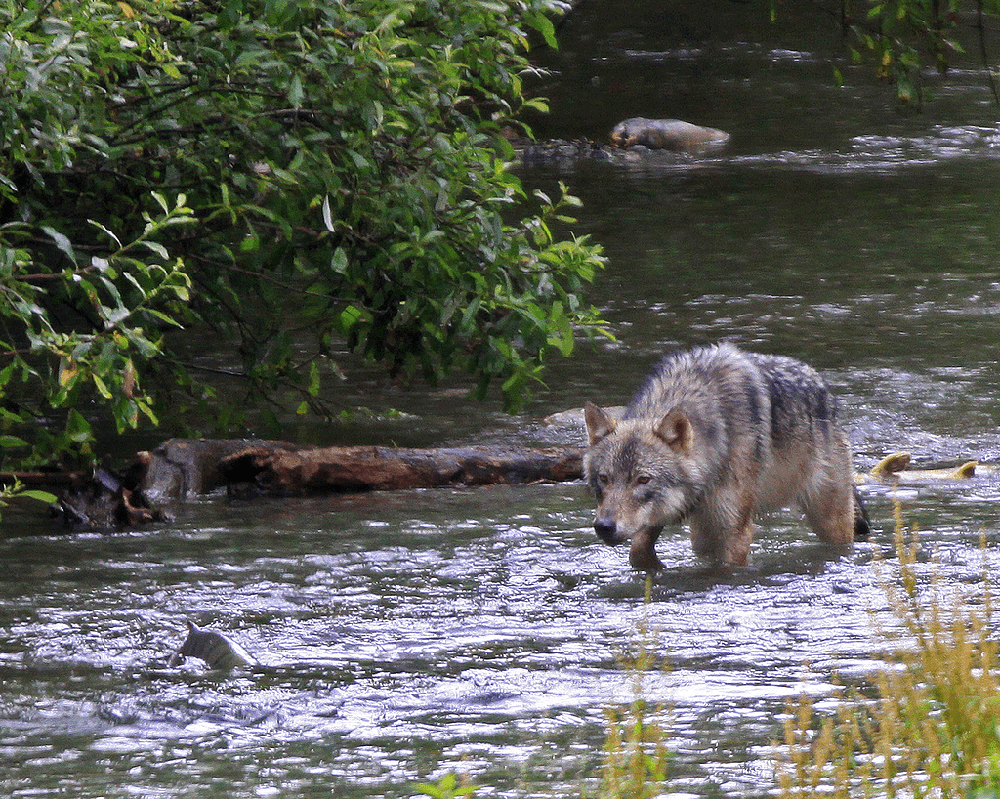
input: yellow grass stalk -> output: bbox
[777,498,1000,798]
[593,575,672,799]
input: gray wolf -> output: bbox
[583,343,870,569]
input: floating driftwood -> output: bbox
[217,443,584,495]
[57,466,168,530]
[609,117,730,153]
[139,438,302,500]
[39,438,585,531]
[859,451,990,484]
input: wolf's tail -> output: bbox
[853,486,871,540]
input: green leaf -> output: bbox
[151,192,170,215]
[308,361,320,396]
[65,409,93,443]
[141,240,169,259]
[330,247,348,274]
[17,490,59,504]
[321,195,335,232]
[289,73,304,108]
[524,11,558,50]
[91,373,113,400]
[41,226,76,265]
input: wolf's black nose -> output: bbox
[594,518,617,544]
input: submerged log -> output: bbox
[0,469,85,487]
[857,450,992,484]
[218,444,584,495]
[57,466,168,531]
[140,438,300,500]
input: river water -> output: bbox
[5,4,1000,798]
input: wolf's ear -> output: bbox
[655,407,694,453]
[584,401,616,445]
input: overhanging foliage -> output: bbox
[0,0,606,480]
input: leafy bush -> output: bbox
[0,0,605,475]
[837,1,1000,107]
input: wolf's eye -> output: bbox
[635,475,651,485]
[598,473,610,486]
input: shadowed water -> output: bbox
[5,3,1000,797]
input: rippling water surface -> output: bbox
[6,2,1000,797]
[3,480,999,798]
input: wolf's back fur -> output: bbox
[584,343,869,569]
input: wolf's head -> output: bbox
[583,401,706,567]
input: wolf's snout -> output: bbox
[594,518,618,545]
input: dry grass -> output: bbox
[590,575,672,799]
[778,499,1000,798]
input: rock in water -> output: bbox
[169,620,257,670]
[610,118,730,153]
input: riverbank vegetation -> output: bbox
[0,0,605,493]
[777,505,1000,798]
[782,1,1000,108]
[606,506,1000,798]
[594,504,1000,798]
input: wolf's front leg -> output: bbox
[723,522,754,567]
[689,491,756,567]
[629,526,664,570]
[689,516,723,560]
